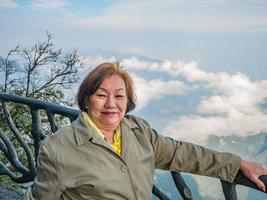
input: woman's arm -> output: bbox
[147,128,241,182]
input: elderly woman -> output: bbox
[25,62,267,199]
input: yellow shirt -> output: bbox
[81,112,122,156]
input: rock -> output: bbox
[0,184,23,200]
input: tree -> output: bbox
[0,46,19,93]
[0,32,83,105]
[0,32,83,185]
[0,32,83,134]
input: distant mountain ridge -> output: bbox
[257,135,267,155]
[206,132,267,163]
[84,48,161,63]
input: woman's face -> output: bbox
[87,74,127,129]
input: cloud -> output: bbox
[132,75,191,110]
[29,0,68,10]
[80,55,189,78]
[77,55,267,144]
[78,55,193,110]
[121,56,196,77]
[67,0,267,32]
[164,111,267,144]
[79,55,117,69]
[0,0,18,8]
[163,64,267,144]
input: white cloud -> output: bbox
[29,0,68,10]
[121,56,196,77]
[121,57,160,71]
[164,110,267,144]
[79,55,117,67]
[76,55,267,144]
[78,55,193,110]
[163,64,267,144]
[67,0,267,32]
[80,55,192,77]
[133,75,191,110]
[0,0,18,8]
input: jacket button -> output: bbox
[121,165,127,173]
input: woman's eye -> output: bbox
[97,94,106,97]
[116,95,124,98]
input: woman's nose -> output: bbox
[105,96,116,108]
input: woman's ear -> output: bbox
[85,96,89,110]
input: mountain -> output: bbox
[82,48,161,63]
[206,132,267,164]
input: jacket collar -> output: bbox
[72,113,94,146]
[121,115,139,129]
[72,113,139,146]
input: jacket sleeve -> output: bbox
[139,118,241,183]
[24,142,62,200]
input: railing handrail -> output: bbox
[0,93,79,120]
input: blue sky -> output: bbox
[1,0,267,142]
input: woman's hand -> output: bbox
[240,159,267,192]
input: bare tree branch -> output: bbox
[0,46,19,92]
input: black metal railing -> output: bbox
[0,92,266,200]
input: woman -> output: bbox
[25,62,267,199]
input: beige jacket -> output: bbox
[25,114,241,200]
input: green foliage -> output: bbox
[0,175,20,190]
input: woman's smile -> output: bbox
[101,111,118,117]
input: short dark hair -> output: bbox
[77,62,137,113]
